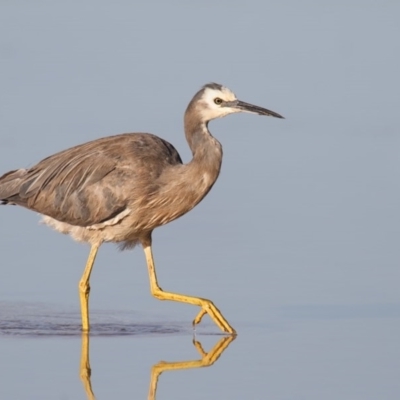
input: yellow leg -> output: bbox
[193,308,207,326]
[79,243,100,332]
[143,244,236,335]
[80,333,96,400]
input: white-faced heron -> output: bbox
[0,83,284,334]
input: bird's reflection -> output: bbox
[79,333,235,400]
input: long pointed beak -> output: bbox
[231,100,284,119]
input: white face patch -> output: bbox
[202,86,237,103]
[199,86,240,120]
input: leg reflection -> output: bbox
[79,334,235,400]
[148,335,236,400]
[80,333,95,400]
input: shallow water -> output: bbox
[1,1,400,399]
[1,304,399,399]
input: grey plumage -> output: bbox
[0,133,182,225]
[0,83,283,333]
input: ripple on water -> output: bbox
[0,302,187,337]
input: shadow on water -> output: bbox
[80,333,235,400]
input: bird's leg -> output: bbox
[79,243,100,332]
[142,243,236,334]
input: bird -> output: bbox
[0,83,283,334]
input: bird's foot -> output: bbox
[193,309,207,327]
[192,302,236,335]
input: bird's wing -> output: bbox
[0,133,182,227]
[15,145,121,226]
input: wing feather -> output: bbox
[0,133,183,227]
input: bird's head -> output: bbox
[187,83,284,122]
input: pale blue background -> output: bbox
[0,1,399,399]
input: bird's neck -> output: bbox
[146,118,223,227]
[185,120,223,180]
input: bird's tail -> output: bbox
[0,169,27,205]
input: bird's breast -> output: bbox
[131,164,219,231]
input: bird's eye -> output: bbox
[214,98,223,105]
